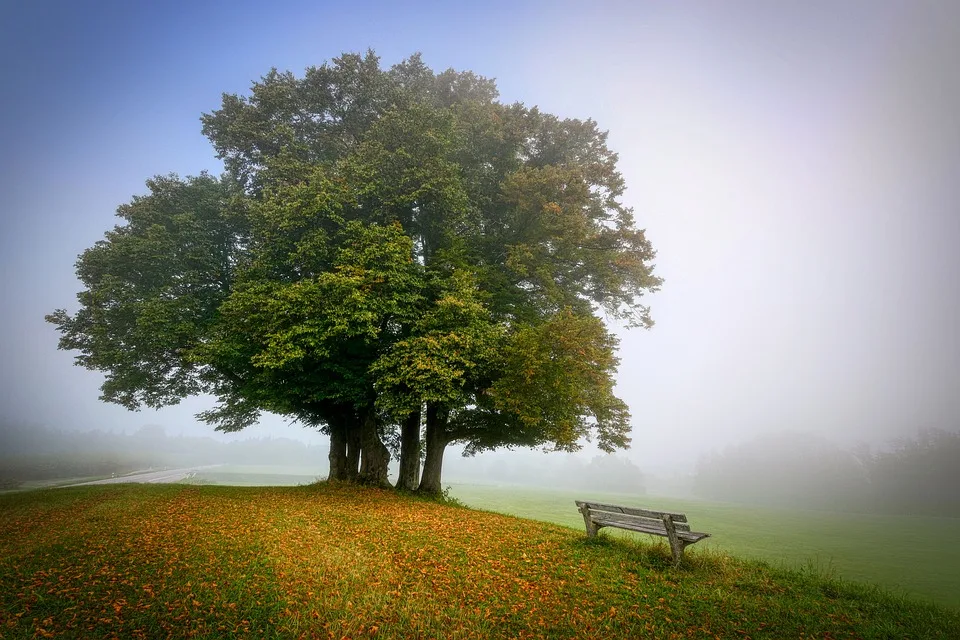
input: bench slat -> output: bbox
[589,512,692,532]
[591,517,709,542]
[575,500,688,523]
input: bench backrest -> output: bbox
[575,500,692,532]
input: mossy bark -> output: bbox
[358,410,390,487]
[396,409,422,491]
[418,404,450,495]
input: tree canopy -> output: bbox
[48,51,662,492]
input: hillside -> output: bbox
[448,483,960,609]
[1,484,957,639]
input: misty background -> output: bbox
[1,2,958,504]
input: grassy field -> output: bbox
[448,483,960,610]
[189,465,324,487]
[1,484,958,639]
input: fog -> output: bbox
[0,423,648,496]
[1,2,958,507]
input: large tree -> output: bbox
[48,51,661,492]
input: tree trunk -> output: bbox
[395,409,422,491]
[327,418,348,481]
[418,404,450,495]
[358,410,390,487]
[345,420,361,483]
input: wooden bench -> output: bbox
[575,500,710,566]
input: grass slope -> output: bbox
[1,484,957,639]
[449,483,960,610]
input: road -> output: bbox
[64,465,222,486]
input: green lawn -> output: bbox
[448,483,960,609]
[190,464,324,486]
[1,483,957,639]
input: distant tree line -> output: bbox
[693,429,960,517]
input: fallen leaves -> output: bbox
[0,483,954,639]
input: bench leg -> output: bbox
[661,514,684,566]
[579,504,599,537]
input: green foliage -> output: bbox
[487,310,630,453]
[195,220,425,429]
[46,173,245,410]
[200,51,395,192]
[372,270,502,418]
[49,50,663,471]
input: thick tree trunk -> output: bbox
[418,404,450,495]
[345,420,361,483]
[358,410,391,487]
[327,418,348,481]
[395,409,422,491]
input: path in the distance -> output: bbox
[64,465,222,486]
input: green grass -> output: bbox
[1,484,958,639]
[448,483,960,610]
[190,464,324,486]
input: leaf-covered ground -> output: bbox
[1,484,956,639]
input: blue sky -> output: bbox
[1,1,958,470]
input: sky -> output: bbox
[1,0,957,471]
